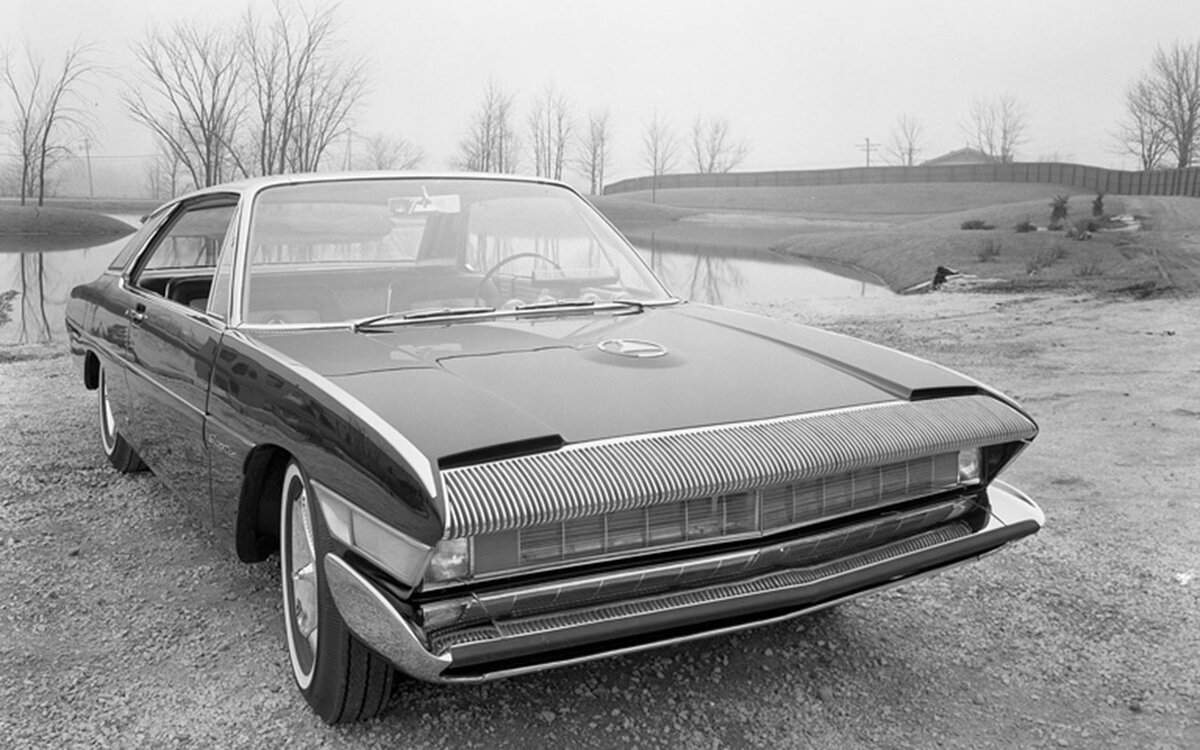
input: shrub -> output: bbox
[1092,191,1105,217]
[1015,219,1036,233]
[1025,243,1068,274]
[0,289,19,328]
[1049,195,1069,229]
[977,237,1002,262]
[1073,260,1105,277]
[961,219,995,230]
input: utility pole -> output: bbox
[83,138,94,198]
[856,137,880,167]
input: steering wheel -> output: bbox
[474,252,562,304]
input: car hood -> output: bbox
[253,304,982,464]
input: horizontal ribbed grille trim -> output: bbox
[441,395,1034,537]
[428,522,970,653]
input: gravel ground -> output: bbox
[2,290,1198,748]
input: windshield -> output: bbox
[241,178,672,326]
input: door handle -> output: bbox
[125,304,147,324]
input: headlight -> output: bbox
[957,448,981,485]
[309,480,433,586]
[426,538,470,583]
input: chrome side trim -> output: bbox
[442,395,1036,537]
[324,554,451,681]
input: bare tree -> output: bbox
[1115,77,1170,170]
[1145,41,1200,168]
[527,82,574,179]
[2,41,96,205]
[574,108,613,194]
[355,132,424,170]
[887,113,924,166]
[125,21,247,190]
[242,1,370,175]
[689,115,749,173]
[456,79,519,173]
[641,111,678,202]
[962,94,1028,163]
[3,49,44,202]
[143,145,185,199]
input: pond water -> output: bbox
[0,218,890,345]
[635,245,889,307]
[0,216,139,345]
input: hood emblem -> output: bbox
[597,338,669,358]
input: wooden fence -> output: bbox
[603,162,1200,198]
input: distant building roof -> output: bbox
[920,147,997,166]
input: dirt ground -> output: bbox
[1,285,1197,748]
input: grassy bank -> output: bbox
[0,196,160,215]
[0,205,136,252]
[599,186,1198,296]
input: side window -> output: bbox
[131,201,237,312]
[107,209,171,272]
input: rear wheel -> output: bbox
[97,367,146,473]
[280,460,394,724]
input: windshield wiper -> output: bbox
[352,299,651,332]
[514,299,597,311]
[514,298,646,313]
[351,306,495,331]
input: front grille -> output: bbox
[472,452,960,574]
[440,395,1036,538]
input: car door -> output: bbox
[78,209,175,440]
[123,195,239,527]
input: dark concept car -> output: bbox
[66,173,1042,724]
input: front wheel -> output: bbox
[280,460,394,724]
[97,367,145,473]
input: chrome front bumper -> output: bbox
[325,481,1043,683]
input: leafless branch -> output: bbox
[124,21,247,190]
[456,79,520,173]
[2,40,97,205]
[574,108,613,194]
[689,115,749,173]
[527,82,574,180]
[355,132,424,170]
[242,1,370,174]
[887,114,924,167]
[1147,40,1200,167]
[1115,77,1170,170]
[961,94,1028,163]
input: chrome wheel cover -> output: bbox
[281,463,319,689]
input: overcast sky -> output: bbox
[7,0,1200,193]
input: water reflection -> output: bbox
[636,243,888,307]
[0,218,890,345]
[0,217,135,345]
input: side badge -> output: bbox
[597,338,669,358]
